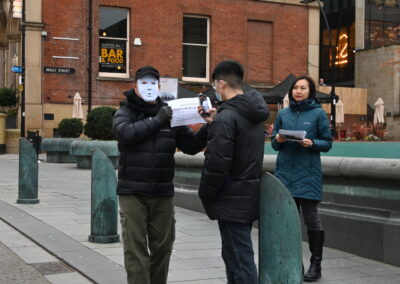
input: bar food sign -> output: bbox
[99,39,126,73]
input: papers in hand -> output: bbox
[279,129,306,141]
[167,98,210,127]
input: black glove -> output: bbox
[154,106,172,125]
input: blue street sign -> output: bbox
[11,66,23,73]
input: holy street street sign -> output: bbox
[44,67,75,74]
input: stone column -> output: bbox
[355,0,365,51]
[24,0,44,135]
[0,45,6,88]
[308,4,320,83]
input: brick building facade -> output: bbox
[2,0,319,138]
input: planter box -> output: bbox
[70,140,119,169]
[41,138,80,163]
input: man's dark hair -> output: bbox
[288,75,317,100]
[211,60,244,89]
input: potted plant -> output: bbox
[70,106,119,169]
[41,118,84,163]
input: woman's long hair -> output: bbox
[288,76,317,101]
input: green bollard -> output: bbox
[17,138,39,204]
[259,172,302,284]
[89,149,119,243]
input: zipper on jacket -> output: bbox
[289,111,300,189]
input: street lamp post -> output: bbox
[300,0,337,138]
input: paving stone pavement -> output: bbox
[1,154,400,283]
[0,239,50,284]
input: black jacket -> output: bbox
[198,90,269,223]
[113,90,208,196]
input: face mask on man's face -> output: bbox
[212,80,223,102]
[137,76,159,102]
[215,92,222,102]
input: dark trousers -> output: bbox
[119,195,175,284]
[294,198,323,231]
[218,221,258,284]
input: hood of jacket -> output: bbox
[219,89,269,124]
[289,98,321,112]
[121,89,165,116]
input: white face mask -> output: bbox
[137,76,159,102]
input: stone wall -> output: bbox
[355,45,400,140]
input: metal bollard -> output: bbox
[17,138,39,204]
[89,148,119,243]
[259,172,302,284]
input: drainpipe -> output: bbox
[87,0,92,113]
[20,0,26,137]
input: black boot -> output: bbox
[304,230,324,282]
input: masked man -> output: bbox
[113,66,215,284]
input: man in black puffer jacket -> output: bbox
[113,66,215,284]
[199,60,269,284]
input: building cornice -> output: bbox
[23,21,45,31]
[6,32,20,40]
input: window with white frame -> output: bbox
[182,16,209,82]
[99,7,129,77]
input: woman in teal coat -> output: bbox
[272,76,332,282]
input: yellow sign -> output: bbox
[335,33,348,66]
[18,84,23,92]
[101,48,124,64]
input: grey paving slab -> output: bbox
[351,264,400,276]
[0,241,50,284]
[342,274,400,284]
[44,272,93,284]
[11,246,58,264]
[168,267,226,282]
[322,267,371,280]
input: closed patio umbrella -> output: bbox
[335,99,344,124]
[373,98,385,125]
[283,94,290,108]
[72,92,84,119]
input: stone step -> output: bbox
[6,138,19,154]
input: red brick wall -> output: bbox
[42,0,89,104]
[42,0,309,106]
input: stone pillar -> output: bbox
[355,0,365,51]
[259,172,302,284]
[0,46,6,88]
[89,149,119,243]
[308,5,320,83]
[17,138,39,204]
[25,0,44,135]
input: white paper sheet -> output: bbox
[167,98,210,127]
[159,77,178,101]
[278,129,307,141]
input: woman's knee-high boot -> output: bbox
[304,230,324,282]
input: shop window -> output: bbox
[365,0,400,49]
[99,7,129,78]
[182,16,209,82]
